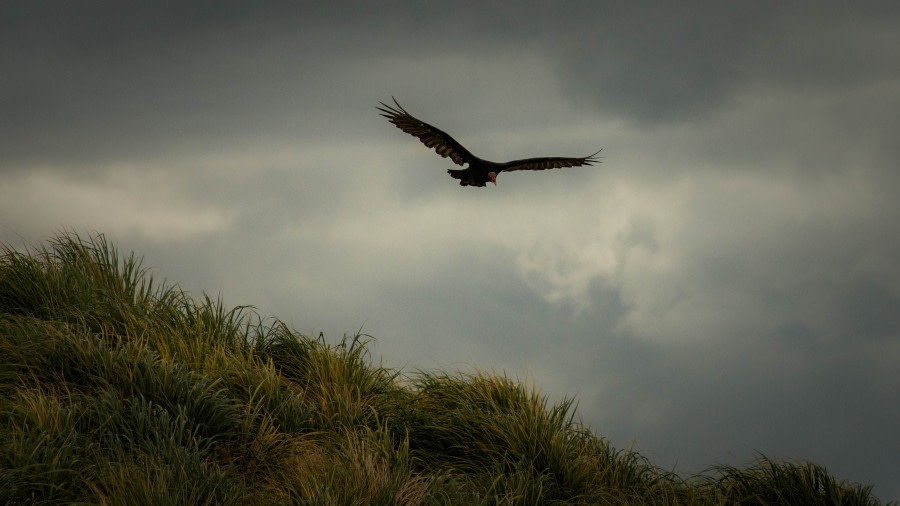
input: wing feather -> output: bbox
[377,98,476,167]
[500,150,602,172]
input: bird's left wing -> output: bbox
[377,98,477,167]
[500,150,602,172]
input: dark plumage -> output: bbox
[377,98,601,187]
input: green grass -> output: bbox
[0,232,890,505]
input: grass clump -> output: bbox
[0,232,890,504]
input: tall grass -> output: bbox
[0,232,890,504]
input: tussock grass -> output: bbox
[0,232,890,504]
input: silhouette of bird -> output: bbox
[378,98,601,187]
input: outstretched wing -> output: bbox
[377,98,477,167]
[500,150,602,172]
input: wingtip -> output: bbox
[391,96,408,114]
[586,148,604,164]
[376,97,408,116]
[376,101,402,120]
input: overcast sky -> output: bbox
[2,1,899,499]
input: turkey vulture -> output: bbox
[378,98,601,187]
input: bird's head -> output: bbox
[488,172,497,185]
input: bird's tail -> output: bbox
[448,169,474,186]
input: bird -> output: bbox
[377,98,601,187]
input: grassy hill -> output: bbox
[0,232,889,504]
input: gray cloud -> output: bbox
[552,3,900,124]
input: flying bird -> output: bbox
[378,98,601,187]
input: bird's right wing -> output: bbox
[500,150,603,172]
[377,98,477,167]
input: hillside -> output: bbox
[0,232,888,504]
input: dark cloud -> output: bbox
[551,3,774,123]
[550,3,900,124]
[2,2,374,167]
